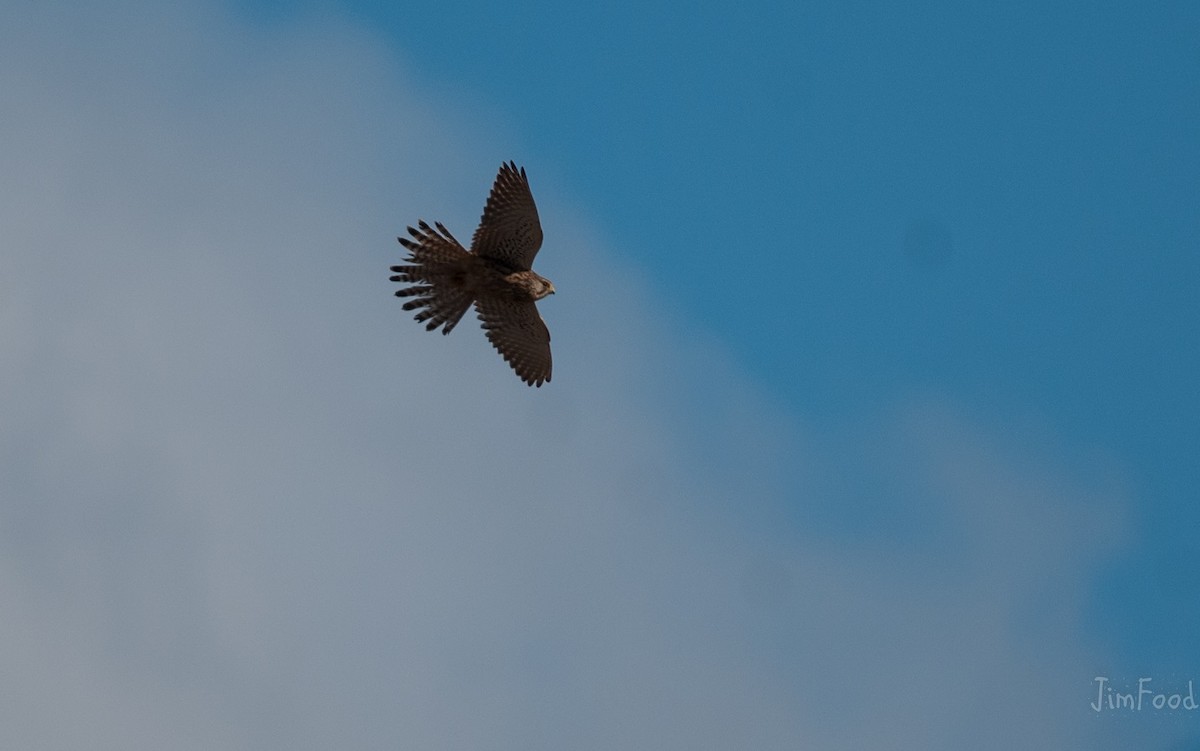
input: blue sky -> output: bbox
[1,1,1197,748]
[336,0,1200,656]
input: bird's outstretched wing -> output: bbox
[473,295,552,387]
[471,161,543,271]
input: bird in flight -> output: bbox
[390,162,555,387]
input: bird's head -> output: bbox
[532,275,555,300]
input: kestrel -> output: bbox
[390,162,555,386]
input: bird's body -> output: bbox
[390,162,554,386]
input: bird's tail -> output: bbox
[390,220,475,334]
[388,218,472,331]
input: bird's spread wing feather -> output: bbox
[474,296,552,387]
[471,161,543,270]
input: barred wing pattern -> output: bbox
[474,296,552,387]
[471,161,543,270]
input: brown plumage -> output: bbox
[390,162,555,387]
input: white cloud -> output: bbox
[0,3,1177,749]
